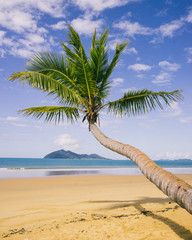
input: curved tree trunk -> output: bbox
[90,123,192,214]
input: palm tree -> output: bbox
[9,25,192,214]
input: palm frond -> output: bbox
[9,71,82,107]
[102,89,183,117]
[67,24,87,59]
[90,27,110,100]
[98,41,130,99]
[9,52,87,107]
[92,29,96,49]
[104,41,130,82]
[18,106,81,123]
[9,25,183,126]
[26,52,81,93]
[61,26,96,103]
[26,52,65,72]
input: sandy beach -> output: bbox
[0,174,192,240]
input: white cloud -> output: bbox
[159,19,184,38]
[71,17,104,35]
[186,10,192,23]
[115,9,192,42]
[0,0,62,33]
[0,0,65,58]
[6,116,22,121]
[114,20,153,37]
[152,72,171,85]
[0,0,65,24]
[157,10,192,39]
[0,31,6,43]
[169,102,182,116]
[108,40,136,54]
[112,78,124,87]
[156,151,192,160]
[26,33,46,44]
[179,117,192,123]
[124,47,138,55]
[72,0,140,12]
[0,31,14,47]
[10,33,52,58]
[0,8,38,34]
[153,61,180,86]
[184,47,192,63]
[121,87,137,92]
[0,31,10,56]
[54,134,79,151]
[108,39,122,50]
[35,0,65,17]
[12,123,29,128]
[158,60,180,71]
[185,47,192,55]
[128,63,152,71]
[3,116,29,127]
[162,102,182,117]
[155,8,168,17]
[50,21,67,30]
[136,57,141,61]
[11,48,33,58]
[0,50,5,57]
[136,74,145,79]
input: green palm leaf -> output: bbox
[18,106,81,123]
[104,41,130,81]
[8,24,190,215]
[90,27,110,100]
[104,89,183,117]
[26,52,79,92]
[97,41,130,99]
[9,71,82,107]
[9,24,183,126]
[23,52,88,109]
[61,27,96,104]
[67,24,87,59]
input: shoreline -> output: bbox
[0,174,192,239]
[0,167,192,179]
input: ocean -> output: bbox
[0,158,192,179]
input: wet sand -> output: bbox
[0,174,192,240]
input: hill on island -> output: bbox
[44,149,107,159]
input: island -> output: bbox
[44,149,107,159]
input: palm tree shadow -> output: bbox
[135,203,192,240]
[85,197,192,240]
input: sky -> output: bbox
[0,0,192,160]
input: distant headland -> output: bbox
[44,149,107,159]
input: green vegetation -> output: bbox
[9,25,182,127]
[9,25,192,215]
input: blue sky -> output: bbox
[0,0,192,160]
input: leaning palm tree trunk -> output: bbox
[90,123,192,214]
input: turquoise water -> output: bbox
[0,158,192,179]
[1,158,192,169]
[0,158,137,169]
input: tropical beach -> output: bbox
[1,1,192,239]
[0,174,192,240]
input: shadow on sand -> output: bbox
[85,197,192,240]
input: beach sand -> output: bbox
[0,174,192,240]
